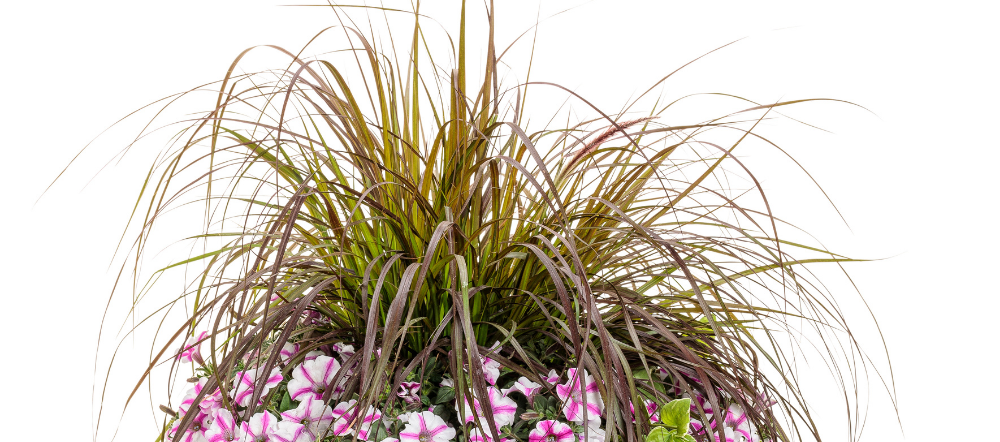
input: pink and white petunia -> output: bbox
[327,399,383,439]
[544,370,560,384]
[528,420,574,442]
[555,369,604,426]
[398,382,422,405]
[205,409,238,442]
[169,412,210,442]
[502,377,542,405]
[689,419,738,442]
[271,421,310,442]
[280,399,334,440]
[468,429,510,442]
[231,367,283,407]
[722,404,758,442]
[287,355,343,401]
[459,387,518,430]
[332,342,356,359]
[179,331,209,365]
[629,399,659,424]
[398,411,456,442]
[279,343,299,364]
[239,411,281,442]
[180,379,223,418]
[577,425,605,442]
[481,342,503,386]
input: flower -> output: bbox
[629,399,659,424]
[555,369,604,426]
[287,355,343,401]
[180,379,222,418]
[544,370,560,384]
[577,425,605,442]
[169,412,210,442]
[380,438,400,442]
[468,429,510,442]
[231,367,283,407]
[398,411,456,442]
[280,399,334,440]
[502,377,542,405]
[179,331,208,365]
[481,342,503,385]
[328,399,383,439]
[205,409,238,442]
[398,382,422,405]
[239,412,280,442]
[279,343,299,364]
[440,378,454,388]
[271,422,310,442]
[722,404,758,442]
[528,420,574,442]
[459,386,518,430]
[332,342,356,358]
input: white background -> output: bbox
[2,1,998,441]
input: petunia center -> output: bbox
[301,418,311,425]
[419,430,432,442]
[546,435,557,442]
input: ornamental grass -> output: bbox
[90,3,888,442]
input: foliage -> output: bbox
[88,2,888,442]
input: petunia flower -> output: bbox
[327,399,383,439]
[379,438,400,442]
[398,382,422,405]
[180,379,223,418]
[629,399,659,424]
[528,420,574,442]
[577,425,605,442]
[169,411,210,442]
[179,331,209,365]
[459,387,518,430]
[271,421,309,442]
[544,370,560,384]
[468,429,510,442]
[239,411,280,442]
[287,355,343,401]
[332,342,356,359]
[440,378,454,388]
[689,419,738,442]
[555,369,604,426]
[502,377,542,406]
[481,342,503,386]
[279,343,299,364]
[722,404,758,442]
[205,409,238,442]
[279,399,334,440]
[231,367,283,407]
[398,411,456,442]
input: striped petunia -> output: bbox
[528,420,574,442]
[459,387,518,431]
[502,377,542,406]
[178,331,208,365]
[205,409,237,442]
[280,398,334,440]
[287,355,343,402]
[555,369,604,426]
[398,411,456,442]
[230,367,283,407]
[239,412,280,442]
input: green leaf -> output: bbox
[646,427,672,442]
[659,398,691,431]
[433,387,455,404]
[278,391,294,412]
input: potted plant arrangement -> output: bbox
[100,2,883,442]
